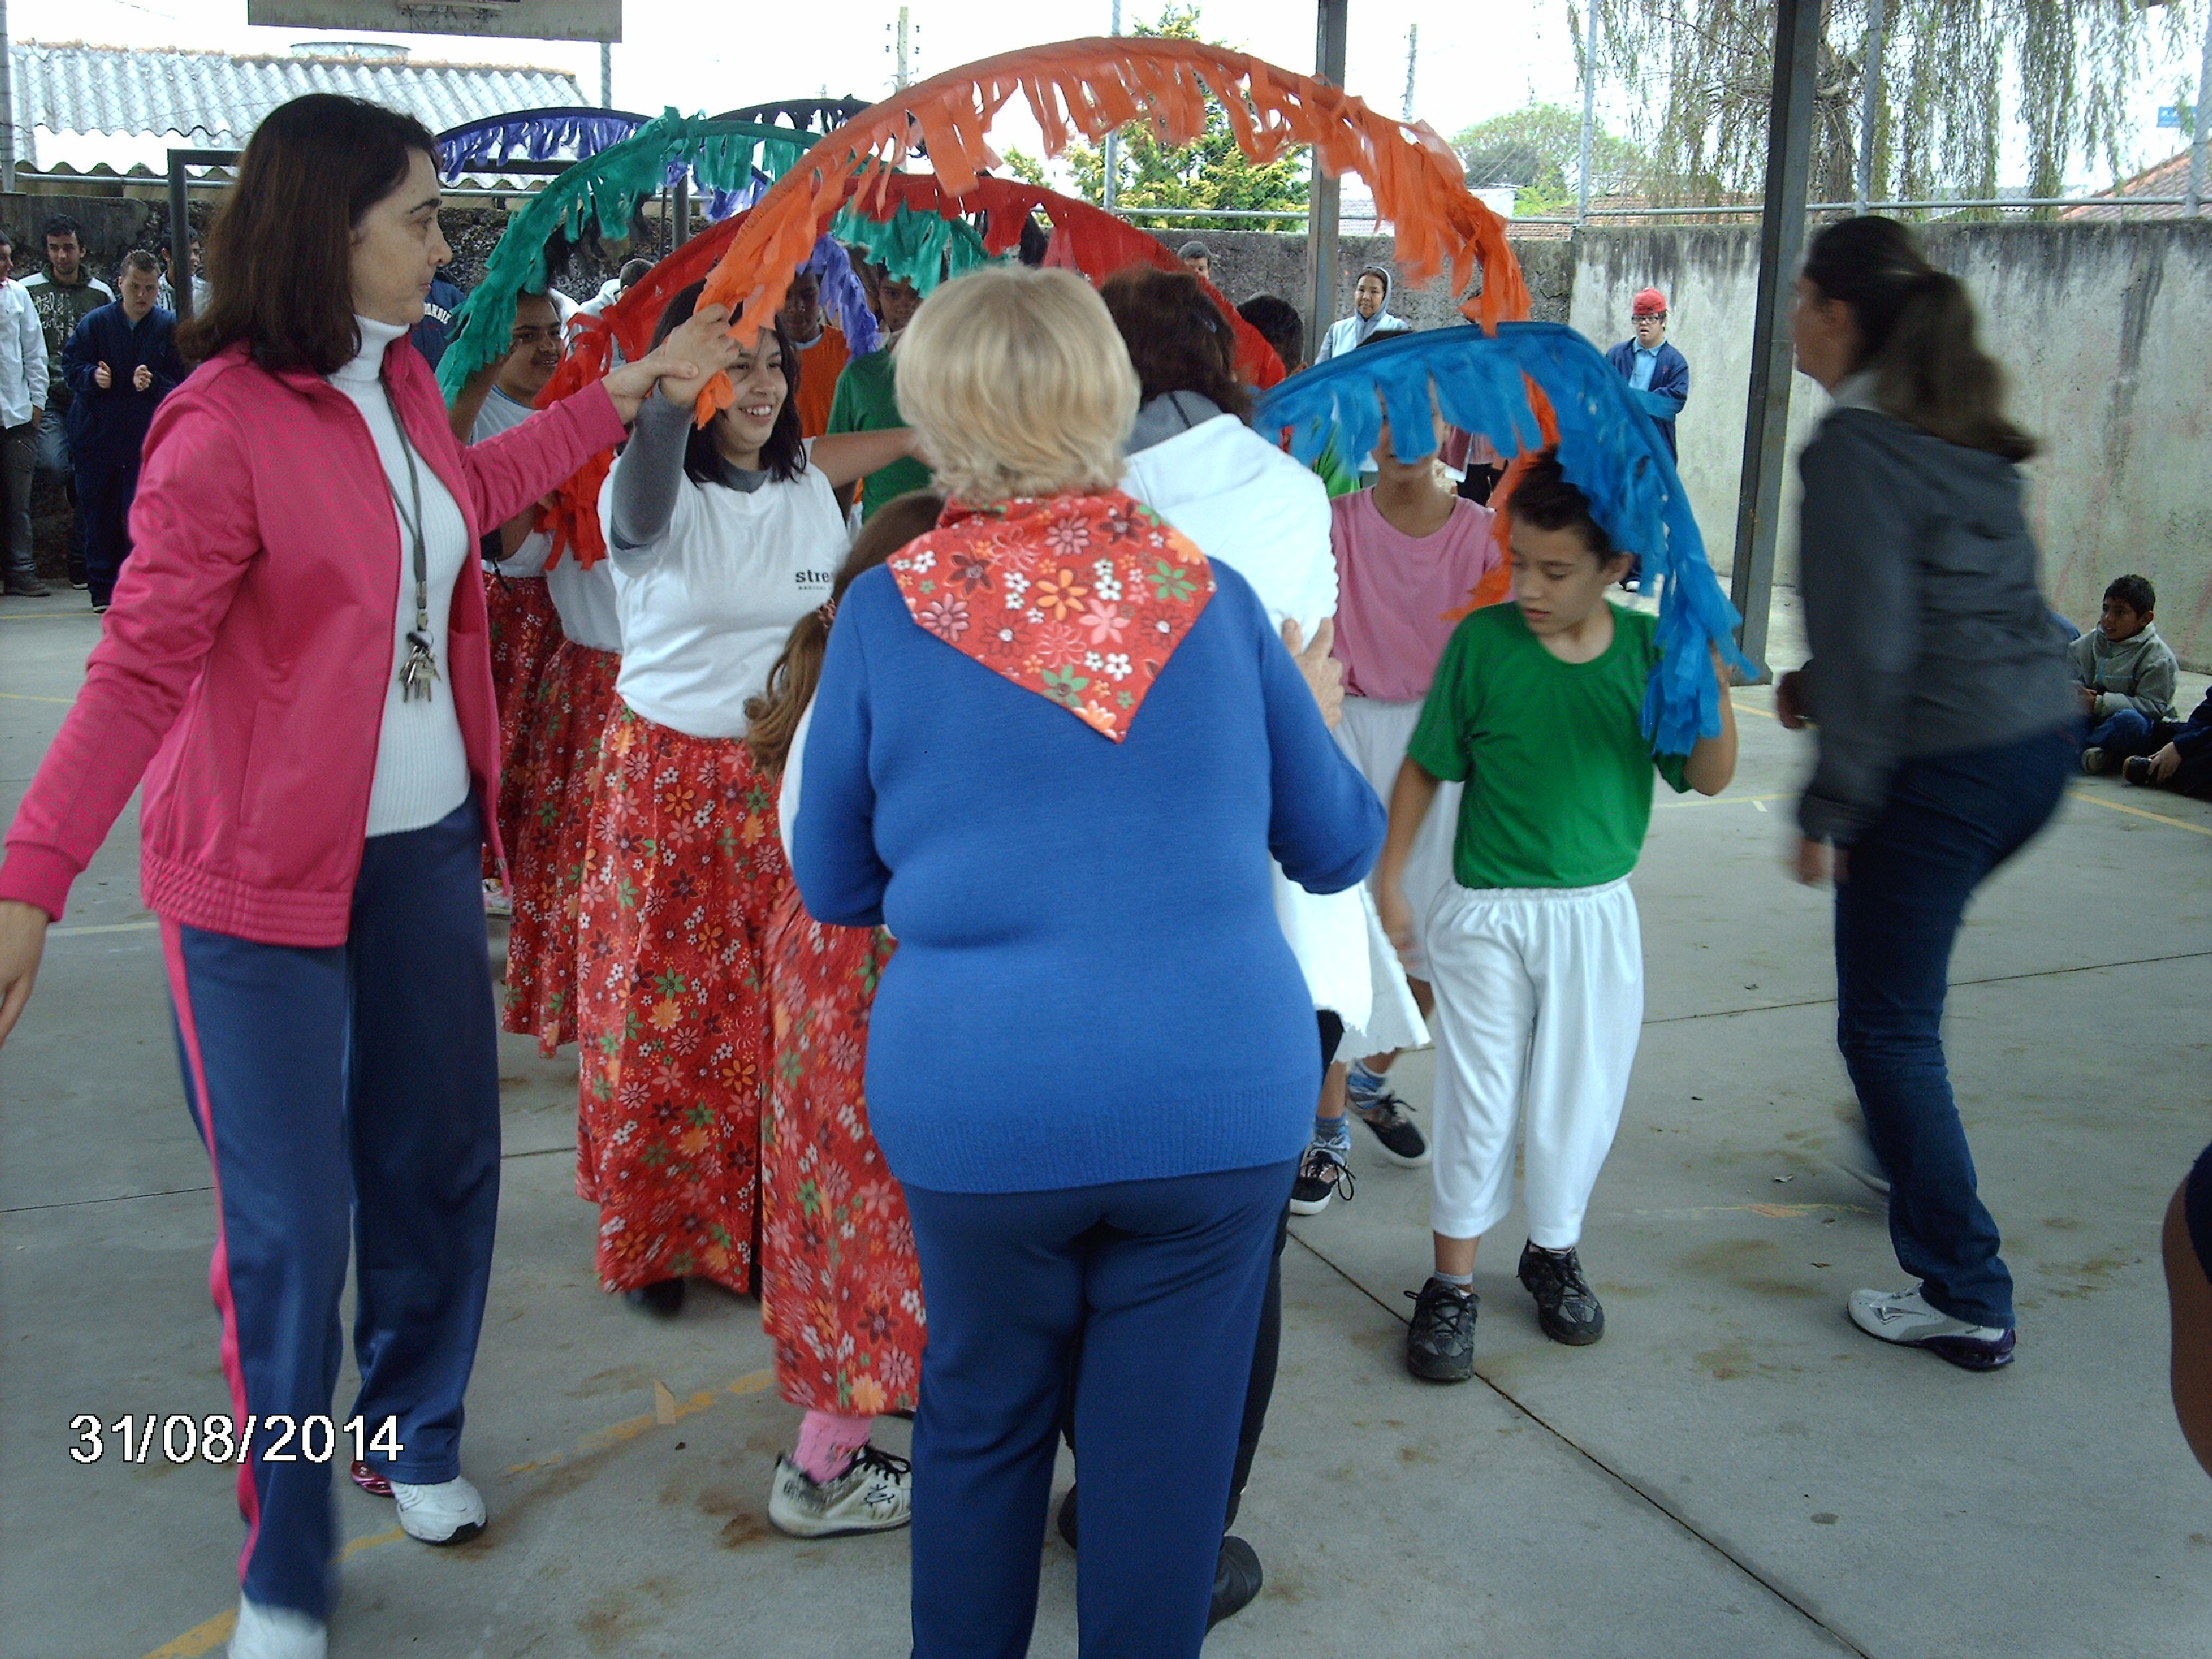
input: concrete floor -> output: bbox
[3,586,2209,1659]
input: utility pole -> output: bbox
[599,40,612,109]
[894,6,912,89]
[1575,2,1598,224]
[1854,0,1887,214]
[1102,0,1122,212]
[1402,23,1418,121]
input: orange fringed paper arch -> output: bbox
[692,35,1529,421]
[536,171,1299,566]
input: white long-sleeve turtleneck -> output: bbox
[331,315,473,837]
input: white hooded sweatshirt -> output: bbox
[1123,400,1426,1053]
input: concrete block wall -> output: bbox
[1570,221,2212,669]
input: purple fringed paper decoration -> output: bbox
[799,235,882,358]
[1254,322,1754,757]
[436,107,649,181]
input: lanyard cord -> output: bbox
[379,380,440,703]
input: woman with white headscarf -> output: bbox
[1317,265,1410,361]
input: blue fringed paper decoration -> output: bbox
[435,107,649,179]
[436,112,817,402]
[1254,323,1753,757]
[799,235,882,357]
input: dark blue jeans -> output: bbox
[2085,707,2158,759]
[903,1159,1295,1659]
[1833,724,2074,1329]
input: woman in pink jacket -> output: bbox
[0,96,703,1659]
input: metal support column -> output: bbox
[673,174,691,246]
[1,0,17,194]
[1726,0,1819,679]
[1575,2,1598,224]
[1304,0,1349,369]
[1102,0,1123,214]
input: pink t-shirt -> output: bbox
[1329,490,1503,702]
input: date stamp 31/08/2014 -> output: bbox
[69,1414,404,1467]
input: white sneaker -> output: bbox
[392,1474,487,1544]
[229,1598,327,1659]
[481,878,513,919]
[1847,1285,2015,1370]
[767,1447,912,1538]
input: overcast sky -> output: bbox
[12,0,2198,187]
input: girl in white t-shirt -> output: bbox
[572,284,916,1321]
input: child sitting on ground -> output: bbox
[1377,449,1737,1381]
[2118,686,2212,799]
[2076,574,2179,773]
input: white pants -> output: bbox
[1335,696,1459,981]
[1426,878,1643,1248]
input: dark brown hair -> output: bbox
[179,95,437,374]
[1801,216,2036,463]
[652,279,806,485]
[119,250,161,279]
[1098,265,1252,421]
[1505,448,1624,566]
[746,490,948,777]
[1236,294,1304,375]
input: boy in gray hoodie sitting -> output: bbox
[2076,574,2180,773]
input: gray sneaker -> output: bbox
[768,1446,912,1538]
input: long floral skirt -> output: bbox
[501,642,621,1055]
[485,572,564,873]
[573,701,789,1295]
[760,889,924,1415]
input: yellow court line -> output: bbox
[50,920,158,938]
[0,689,73,704]
[2067,786,2212,839]
[1655,791,1792,812]
[138,1368,778,1659]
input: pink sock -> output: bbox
[793,1409,874,1483]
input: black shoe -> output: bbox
[66,560,89,590]
[1056,1483,1079,1550]
[2121,754,2154,786]
[1208,1535,1264,1627]
[4,575,50,597]
[1351,1090,1430,1166]
[2080,746,2108,775]
[1404,1277,1478,1382]
[1287,1137,1354,1215]
[623,1277,685,1317]
[1519,1243,1605,1345]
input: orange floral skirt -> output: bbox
[760,889,924,1414]
[573,701,789,1295]
[501,642,621,1055]
[485,572,564,871]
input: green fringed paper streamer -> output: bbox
[437,112,816,402]
[825,199,999,295]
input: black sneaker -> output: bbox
[1352,1091,1430,1166]
[623,1277,685,1317]
[2121,754,2154,786]
[1209,1535,1264,1627]
[1519,1243,1605,1345]
[4,574,50,597]
[1404,1277,1478,1382]
[1287,1137,1354,1215]
[1056,1483,1079,1550]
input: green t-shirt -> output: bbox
[826,348,933,520]
[1406,603,1689,890]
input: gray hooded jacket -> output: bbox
[1795,381,2077,844]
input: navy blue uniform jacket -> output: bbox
[63,302,186,471]
[1605,338,1689,458]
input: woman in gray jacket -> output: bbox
[1778,216,2076,1372]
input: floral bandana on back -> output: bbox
[888,490,1216,741]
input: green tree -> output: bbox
[1591,0,2205,212]
[1452,102,1647,215]
[1055,5,1310,233]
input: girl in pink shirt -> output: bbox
[1294,415,1504,1215]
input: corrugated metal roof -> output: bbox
[13,39,585,151]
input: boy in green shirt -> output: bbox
[1377,449,1737,1382]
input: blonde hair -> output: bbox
[893,266,1138,505]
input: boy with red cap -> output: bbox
[1604,289,1689,459]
